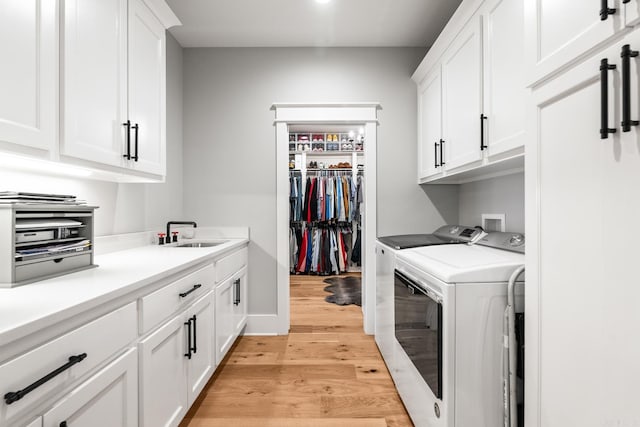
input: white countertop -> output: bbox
[0,238,248,346]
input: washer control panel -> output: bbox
[476,231,525,253]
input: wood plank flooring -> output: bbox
[180,273,413,427]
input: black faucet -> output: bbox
[166,221,197,244]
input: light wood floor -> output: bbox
[180,273,413,427]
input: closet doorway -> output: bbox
[273,103,380,335]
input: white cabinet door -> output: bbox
[61,0,128,167]
[232,267,248,336]
[441,14,483,171]
[525,0,627,86]
[186,292,215,406]
[374,243,395,364]
[417,66,444,182]
[527,33,640,426]
[215,277,235,365]
[128,0,166,175]
[483,0,525,159]
[625,0,640,26]
[139,315,187,427]
[0,0,56,154]
[42,348,137,427]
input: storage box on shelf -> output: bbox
[0,205,96,288]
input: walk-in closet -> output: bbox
[288,126,364,277]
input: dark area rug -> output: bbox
[323,276,361,306]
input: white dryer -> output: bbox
[392,231,525,427]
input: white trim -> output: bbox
[273,103,379,336]
[243,314,280,336]
[271,102,382,109]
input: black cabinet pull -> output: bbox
[434,142,439,168]
[439,139,445,166]
[480,114,488,150]
[191,315,197,354]
[184,318,192,359]
[179,284,201,298]
[132,123,139,161]
[4,353,87,405]
[234,279,241,305]
[600,0,616,20]
[600,58,617,139]
[122,120,131,160]
[621,44,639,132]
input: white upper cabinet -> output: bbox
[625,0,640,26]
[0,0,56,155]
[61,0,174,178]
[127,0,166,175]
[525,0,628,86]
[442,14,484,171]
[417,66,444,182]
[482,0,526,158]
[61,0,128,168]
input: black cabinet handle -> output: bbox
[179,284,201,298]
[621,45,639,132]
[480,114,488,150]
[434,142,439,168]
[237,279,241,304]
[234,278,241,305]
[132,123,139,161]
[122,120,131,160]
[191,315,197,354]
[4,353,87,405]
[600,0,616,20]
[184,318,192,359]
[600,58,617,139]
[439,139,445,166]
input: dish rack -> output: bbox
[0,204,97,287]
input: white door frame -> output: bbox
[272,103,380,335]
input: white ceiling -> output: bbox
[166,0,463,48]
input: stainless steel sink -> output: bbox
[175,241,228,248]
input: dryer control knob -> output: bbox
[509,234,524,246]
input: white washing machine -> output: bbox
[392,231,525,427]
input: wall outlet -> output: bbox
[482,213,505,232]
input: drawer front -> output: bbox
[215,247,248,283]
[15,253,92,283]
[0,303,137,423]
[140,263,214,334]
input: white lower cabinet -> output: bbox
[139,291,215,427]
[214,276,235,365]
[42,348,138,427]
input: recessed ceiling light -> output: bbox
[315,0,331,4]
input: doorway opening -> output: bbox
[273,103,380,335]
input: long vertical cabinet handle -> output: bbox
[184,318,192,359]
[600,0,616,20]
[122,120,131,160]
[237,278,241,304]
[434,142,439,168]
[132,123,139,161]
[621,45,639,132]
[480,114,488,150]
[600,58,617,139]
[439,139,445,166]
[191,315,197,354]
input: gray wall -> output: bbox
[458,173,524,233]
[182,47,460,316]
[0,34,184,236]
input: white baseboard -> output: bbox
[243,314,281,335]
